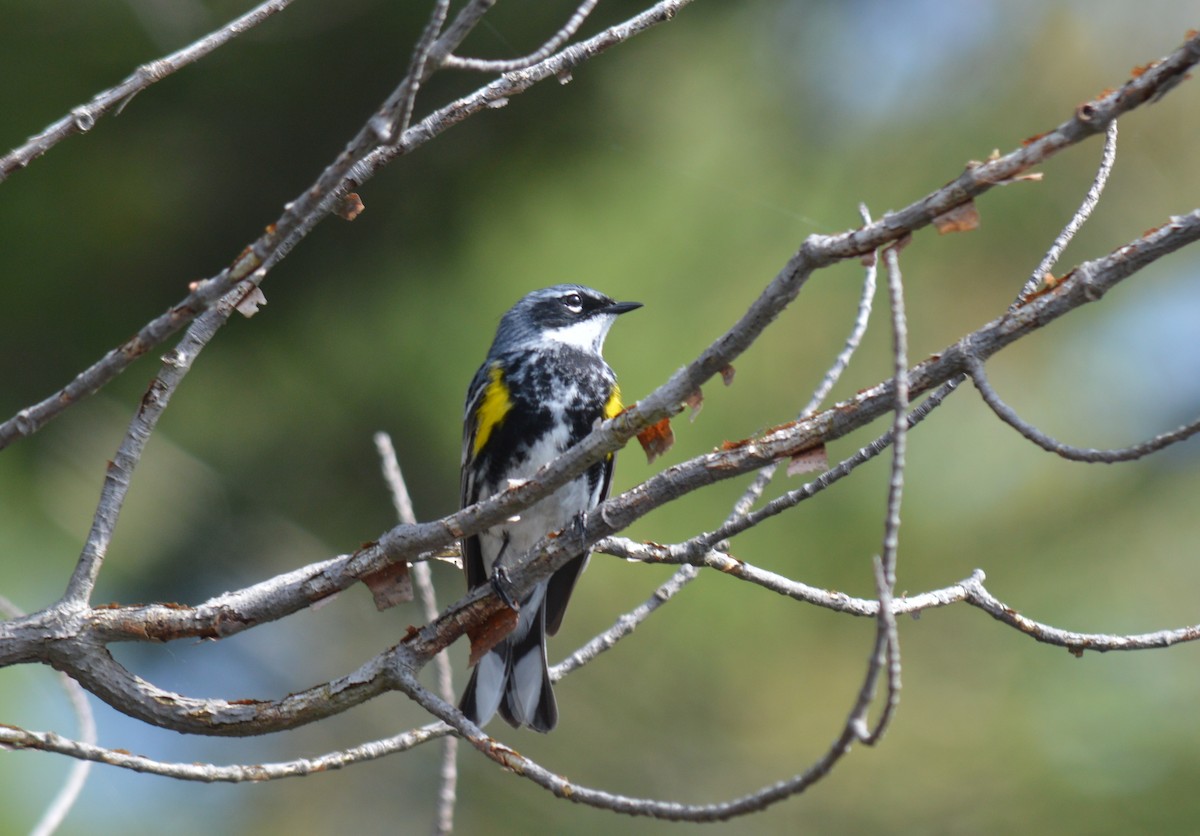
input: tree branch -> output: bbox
[3,13,1200,825]
[0,0,297,183]
[965,354,1200,461]
[1014,120,1119,307]
[5,200,1198,733]
[374,432,458,836]
[0,0,696,451]
[442,0,600,72]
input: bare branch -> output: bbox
[1014,120,1119,307]
[729,203,881,521]
[801,204,881,417]
[0,0,696,451]
[378,0,451,143]
[0,720,450,782]
[857,243,909,746]
[551,565,700,679]
[443,0,600,72]
[55,640,397,736]
[374,432,457,836]
[962,574,1200,652]
[597,539,956,615]
[0,0,297,183]
[965,355,1200,461]
[0,595,96,836]
[64,299,236,605]
[28,668,95,836]
[7,191,1196,729]
[878,244,910,592]
[375,433,419,530]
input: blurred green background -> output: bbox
[2,1,1200,833]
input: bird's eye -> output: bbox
[562,293,583,314]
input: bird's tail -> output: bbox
[458,596,557,733]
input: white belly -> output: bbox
[478,423,598,574]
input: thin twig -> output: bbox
[0,25,1189,453]
[857,244,908,746]
[801,203,881,417]
[0,0,297,183]
[63,297,238,606]
[0,0,696,452]
[0,720,450,781]
[965,355,1200,461]
[373,432,457,836]
[703,377,961,552]
[0,595,96,836]
[551,565,700,679]
[598,539,971,617]
[375,433,419,528]
[728,204,880,521]
[30,672,96,836]
[1014,120,1119,308]
[381,0,451,142]
[963,573,1200,652]
[443,0,600,72]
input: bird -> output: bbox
[457,284,641,732]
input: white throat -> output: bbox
[547,315,614,352]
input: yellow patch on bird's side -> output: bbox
[473,364,513,456]
[603,384,623,420]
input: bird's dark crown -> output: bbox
[489,284,640,354]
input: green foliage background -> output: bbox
[2,1,1199,833]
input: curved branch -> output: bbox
[0,596,96,835]
[600,539,972,617]
[5,203,1198,725]
[3,27,1200,749]
[1014,120,1119,307]
[443,0,600,72]
[53,641,397,736]
[965,354,1200,461]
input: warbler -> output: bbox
[458,284,641,733]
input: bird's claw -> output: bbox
[570,512,589,549]
[491,565,519,610]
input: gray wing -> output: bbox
[543,449,615,636]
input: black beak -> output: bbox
[605,300,643,316]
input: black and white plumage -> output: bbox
[458,284,640,732]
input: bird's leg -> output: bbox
[489,533,519,610]
[490,565,519,610]
[569,511,589,552]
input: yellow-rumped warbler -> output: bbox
[458,284,641,732]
